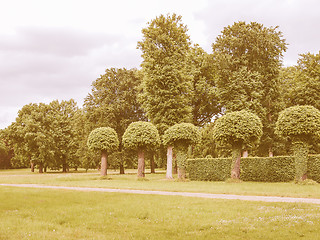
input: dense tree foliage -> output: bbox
[122,121,160,177]
[163,123,200,179]
[87,127,119,176]
[137,13,193,134]
[212,110,263,179]
[212,21,287,157]
[275,105,320,181]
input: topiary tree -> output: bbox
[163,123,200,180]
[122,121,160,178]
[275,105,320,181]
[212,110,263,179]
[87,127,119,176]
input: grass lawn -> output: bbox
[1,168,320,198]
[1,186,320,240]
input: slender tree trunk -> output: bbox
[119,163,125,174]
[293,141,309,181]
[242,150,248,158]
[231,148,241,179]
[39,162,43,174]
[30,161,35,172]
[166,146,173,179]
[74,166,78,171]
[150,154,155,173]
[62,163,67,173]
[268,147,274,157]
[173,153,177,174]
[137,150,145,178]
[100,150,108,176]
[44,166,47,173]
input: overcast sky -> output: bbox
[1,0,319,129]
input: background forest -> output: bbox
[1,14,320,173]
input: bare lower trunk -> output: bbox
[166,146,173,179]
[100,150,108,176]
[119,163,125,174]
[178,168,186,180]
[137,150,145,178]
[173,153,177,174]
[242,150,248,158]
[231,148,241,179]
[62,162,67,173]
[150,155,155,173]
[30,161,35,172]
[39,162,43,174]
[268,147,274,157]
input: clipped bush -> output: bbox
[122,121,160,178]
[275,105,320,181]
[188,155,320,182]
[212,110,263,179]
[87,127,119,176]
[163,123,200,179]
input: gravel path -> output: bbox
[1,183,320,204]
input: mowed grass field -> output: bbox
[1,169,320,239]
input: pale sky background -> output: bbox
[1,0,319,129]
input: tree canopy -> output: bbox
[87,127,119,154]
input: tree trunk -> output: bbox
[150,154,155,173]
[119,163,125,174]
[173,152,177,174]
[231,148,241,179]
[242,150,248,158]
[137,150,145,178]
[30,161,35,172]
[178,168,186,180]
[39,162,43,174]
[44,166,47,173]
[268,147,274,157]
[100,150,108,176]
[166,146,173,179]
[62,163,67,173]
[74,166,78,171]
[293,141,309,181]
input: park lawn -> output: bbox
[1,186,320,240]
[1,168,320,199]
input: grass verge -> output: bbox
[1,186,320,240]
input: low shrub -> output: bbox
[188,155,320,182]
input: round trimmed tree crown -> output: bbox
[87,127,119,153]
[162,123,200,148]
[122,121,160,151]
[212,110,263,148]
[275,105,320,141]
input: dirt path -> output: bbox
[1,183,320,204]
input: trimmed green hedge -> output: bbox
[188,155,320,182]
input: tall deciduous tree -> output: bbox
[84,68,146,173]
[137,13,193,134]
[285,52,320,110]
[189,44,221,126]
[212,21,287,156]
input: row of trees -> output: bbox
[1,14,320,178]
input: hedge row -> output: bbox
[187,155,320,182]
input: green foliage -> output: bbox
[275,105,320,142]
[0,141,7,156]
[212,110,263,149]
[122,121,160,152]
[188,158,232,181]
[163,123,200,148]
[188,155,320,182]
[84,68,146,140]
[284,52,320,110]
[137,13,193,134]
[194,123,218,158]
[212,21,287,156]
[87,127,119,154]
[240,157,295,182]
[189,44,221,126]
